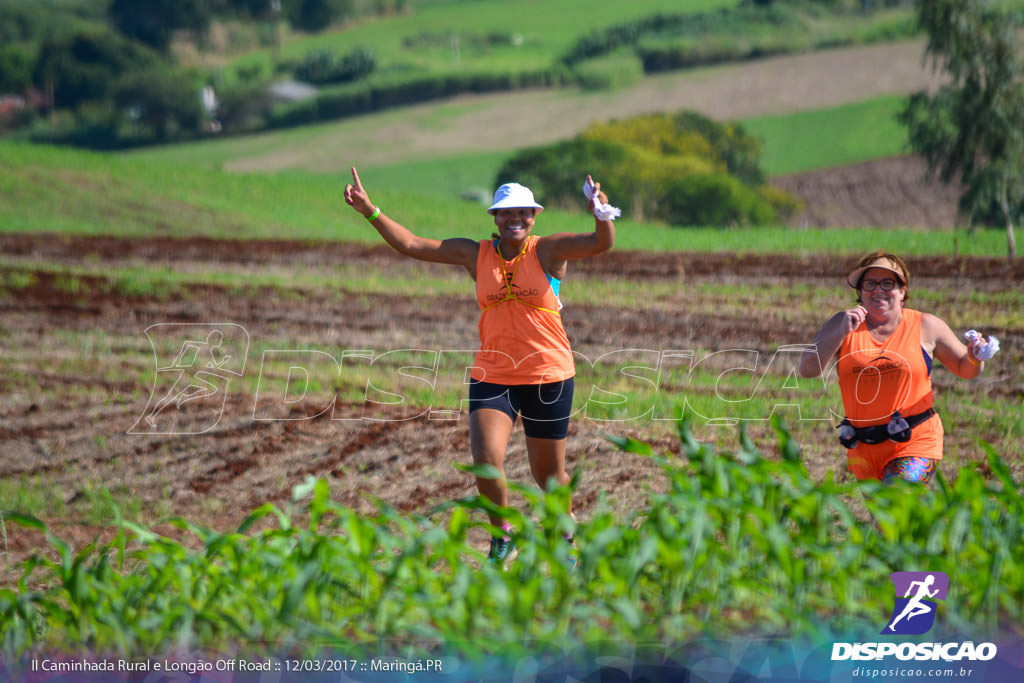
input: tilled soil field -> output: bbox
[772,155,966,229]
[2,231,1021,566]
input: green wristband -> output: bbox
[366,206,381,221]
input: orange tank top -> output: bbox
[837,308,934,427]
[471,236,575,385]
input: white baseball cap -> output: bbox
[487,183,544,215]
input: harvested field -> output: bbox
[2,233,1021,567]
[0,39,1018,570]
[772,155,966,229]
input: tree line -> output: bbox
[0,0,1021,249]
[0,0,404,145]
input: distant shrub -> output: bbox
[285,0,356,32]
[31,30,161,110]
[660,173,774,227]
[113,68,205,142]
[215,79,275,133]
[402,30,520,50]
[266,67,571,129]
[571,51,644,91]
[638,35,798,73]
[496,111,792,227]
[0,45,34,93]
[562,0,916,73]
[293,46,376,85]
[0,1,102,45]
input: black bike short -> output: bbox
[468,378,575,440]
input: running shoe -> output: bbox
[488,537,517,565]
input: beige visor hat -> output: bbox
[846,255,908,289]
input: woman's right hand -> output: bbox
[344,167,376,218]
[843,305,867,333]
[799,306,867,378]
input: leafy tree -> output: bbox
[32,31,160,110]
[495,112,794,227]
[0,45,34,93]
[294,47,375,84]
[109,0,214,52]
[219,0,278,19]
[495,138,633,212]
[113,68,205,141]
[0,3,50,45]
[900,0,1023,257]
[286,0,356,32]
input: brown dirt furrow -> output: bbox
[1,229,1021,572]
[771,156,967,229]
[4,233,1023,283]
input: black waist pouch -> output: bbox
[838,408,935,449]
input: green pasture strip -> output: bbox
[0,258,470,301]
[2,423,1021,659]
[118,59,916,180]
[743,95,910,176]
[351,92,911,200]
[355,150,513,200]
[355,90,909,194]
[119,88,915,183]
[231,0,737,78]
[120,100,462,171]
[910,289,1024,330]
[597,224,1005,255]
[1,149,1010,254]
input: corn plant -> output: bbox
[2,418,1021,663]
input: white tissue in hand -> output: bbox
[964,329,1000,360]
[582,178,622,221]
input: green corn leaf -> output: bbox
[603,432,654,455]
[454,462,503,479]
[0,512,46,531]
[981,440,1020,495]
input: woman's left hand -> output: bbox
[966,334,986,365]
[586,174,608,210]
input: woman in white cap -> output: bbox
[798,251,995,484]
[344,167,616,563]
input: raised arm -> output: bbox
[537,176,615,273]
[798,306,866,378]
[922,313,984,380]
[344,167,477,271]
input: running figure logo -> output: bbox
[883,571,949,635]
[130,323,249,434]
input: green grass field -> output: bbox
[120,91,910,183]
[2,422,1022,662]
[3,14,1024,671]
[0,130,1007,255]
[227,0,742,80]
[743,95,910,175]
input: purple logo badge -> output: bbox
[883,572,949,635]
